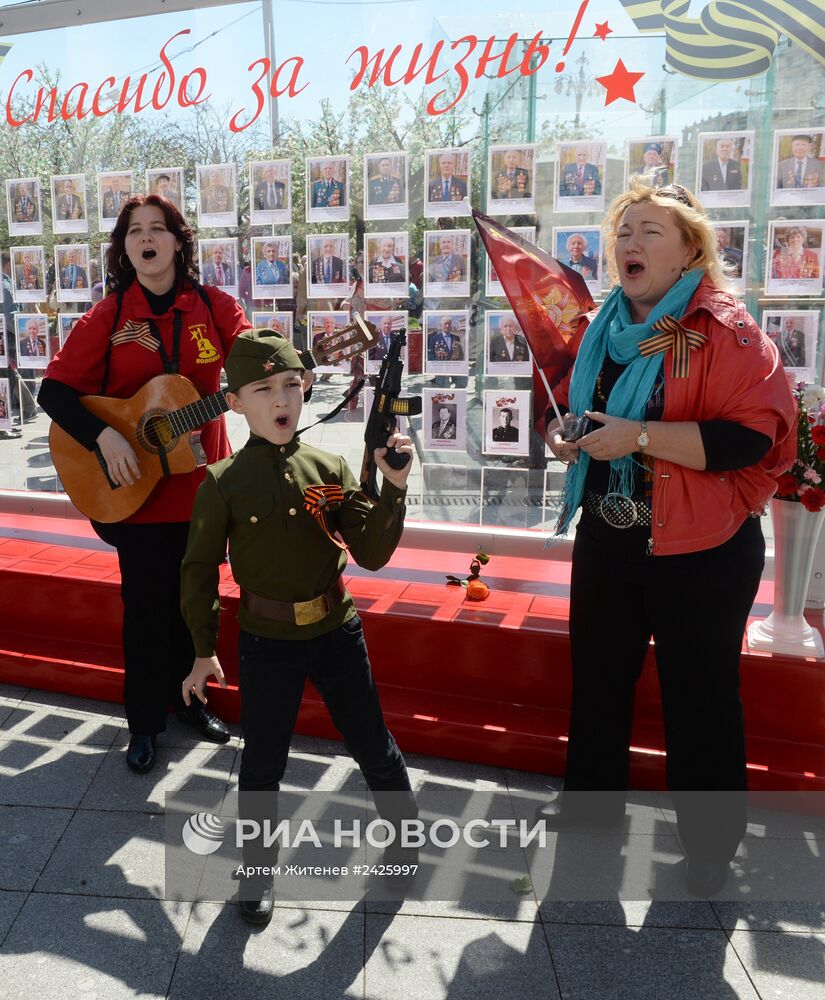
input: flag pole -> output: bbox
[534,360,566,429]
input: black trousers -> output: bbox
[564,512,765,861]
[237,615,414,878]
[92,520,194,734]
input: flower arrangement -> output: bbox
[775,382,825,512]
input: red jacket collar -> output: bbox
[681,276,745,332]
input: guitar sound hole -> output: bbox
[140,412,175,452]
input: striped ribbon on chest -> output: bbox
[303,485,348,550]
[638,314,708,378]
[110,320,158,352]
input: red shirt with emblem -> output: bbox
[45,281,250,523]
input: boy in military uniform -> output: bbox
[180,331,416,926]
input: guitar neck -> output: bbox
[170,389,229,434]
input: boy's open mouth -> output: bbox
[275,416,290,427]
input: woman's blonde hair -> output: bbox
[602,177,734,292]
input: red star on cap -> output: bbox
[593,21,612,40]
[263,360,274,370]
[596,59,644,106]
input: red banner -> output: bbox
[471,208,593,431]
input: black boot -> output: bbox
[238,876,274,926]
[684,858,730,898]
[126,734,156,773]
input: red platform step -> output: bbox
[1,518,824,791]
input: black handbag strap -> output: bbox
[99,281,214,392]
[147,310,183,374]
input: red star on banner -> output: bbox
[595,59,645,105]
[593,21,612,40]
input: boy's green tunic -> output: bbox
[181,435,407,655]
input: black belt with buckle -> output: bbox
[583,489,652,529]
[242,577,347,625]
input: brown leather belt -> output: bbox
[241,578,347,626]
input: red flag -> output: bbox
[471,208,594,433]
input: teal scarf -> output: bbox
[557,268,704,533]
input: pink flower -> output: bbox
[803,468,822,484]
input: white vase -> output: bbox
[748,499,825,658]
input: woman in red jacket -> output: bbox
[537,181,796,896]
[40,194,250,774]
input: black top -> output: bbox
[39,282,177,451]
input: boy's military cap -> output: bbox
[225,330,304,392]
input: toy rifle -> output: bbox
[360,328,422,502]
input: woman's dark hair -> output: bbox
[106,194,198,292]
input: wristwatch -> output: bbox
[636,421,650,451]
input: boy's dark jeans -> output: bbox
[237,615,415,889]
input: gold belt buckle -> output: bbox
[293,594,329,626]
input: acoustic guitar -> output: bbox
[49,316,377,523]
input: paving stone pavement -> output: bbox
[0,682,821,999]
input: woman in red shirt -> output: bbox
[40,194,250,774]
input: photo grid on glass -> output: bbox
[761,309,819,384]
[552,226,602,295]
[765,220,825,296]
[364,232,409,299]
[771,129,825,207]
[11,246,47,303]
[55,245,92,303]
[623,136,678,192]
[146,167,185,213]
[487,144,536,215]
[696,132,754,208]
[198,238,239,297]
[251,311,294,340]
[7,178,43,237]
[98,171,134,232]
[196,163,237,228]
[364,152,408,221]
[363,311,409,375]
[307,310,351,374]
[424,147,471,218]
[250,235,293,300]
[51,174,89,234]
[422,387,467,451]
[306,156,350,224]
[556,141,607,213]
[15,313,51,369]
[249,160,291,225]
[424,230,471,298]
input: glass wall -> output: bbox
[0,1,822,542]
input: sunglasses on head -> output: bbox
[655,184,694,207]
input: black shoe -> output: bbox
[684,858,729,898]
[534,796,625,829]
[126,733,156,773]
[177,703,231,744]
[238,883,274,926]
